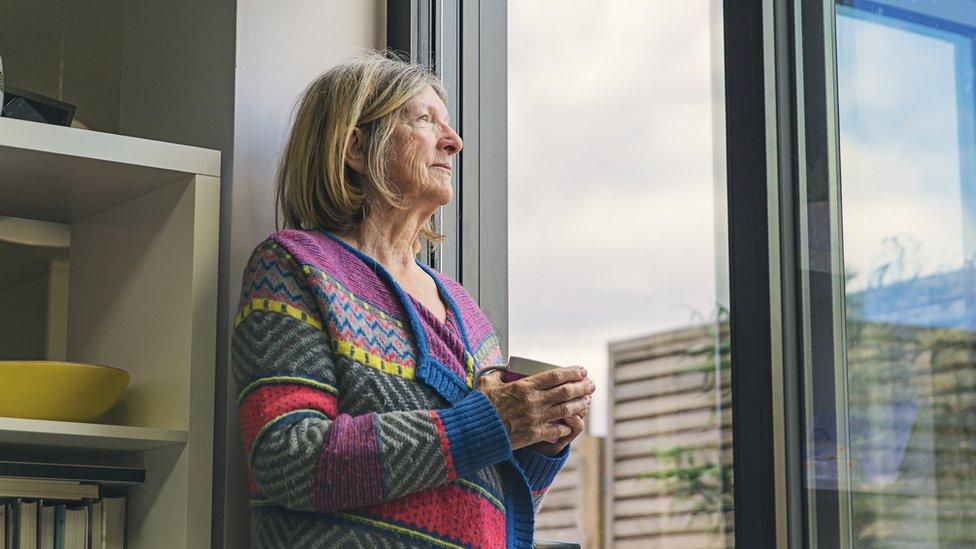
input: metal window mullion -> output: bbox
[724,0,781,546]
[769,0,807,546]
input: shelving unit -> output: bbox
[0,116,220,547]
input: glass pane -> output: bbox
[507,1,732,546]
[803,1,976,546]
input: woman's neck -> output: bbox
[335,205,433,277]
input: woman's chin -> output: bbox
[423,183,453,206]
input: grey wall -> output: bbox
[118,0,236,153]
[0,0,123,132]
[0,267,47,360]
[216,2,385,546]
[2,2,386,545]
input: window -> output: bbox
[799,2,976,545]
[507,2,732,546]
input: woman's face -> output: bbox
[387,85,463,209]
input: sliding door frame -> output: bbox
[723,0,827,546]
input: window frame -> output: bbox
[390,0,510,352]
[415,0,827,547]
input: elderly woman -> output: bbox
[232,53,595,548]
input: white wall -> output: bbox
[216,2,385,546]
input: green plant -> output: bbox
[640,445,734,529]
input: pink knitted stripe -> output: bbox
[314,413,384,510]
[362,483,506,548]
[273,230,405,319]
[428,410,457,480]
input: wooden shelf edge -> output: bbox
[0,417,188,452]
[0,117,220,177]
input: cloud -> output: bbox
[836,14,972,291]
[508,1,723,436]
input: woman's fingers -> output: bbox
[540,421,572,442]
[540,378,595,406]
[564,414,585,435]
[543,394,592,422]
[525,366,587,390]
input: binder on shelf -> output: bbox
[0,478,98,501]
[0,461,145,486]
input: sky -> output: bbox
[507,1,725,436]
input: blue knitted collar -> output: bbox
[318,228,475,404]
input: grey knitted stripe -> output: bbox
[532,492,547,514]
[252,508,419,549]
[467,466,507,506]
[377,410,451,500]
[232,310,337,391]
[335,357,445,415]
[249,415,332,512]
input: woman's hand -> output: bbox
[530,409,587,457]
[477,366,595,451]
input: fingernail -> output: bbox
[579,367,587,377]
[584,395,592,403]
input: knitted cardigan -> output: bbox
[232,228,569,548]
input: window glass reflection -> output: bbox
[831,1,976,545]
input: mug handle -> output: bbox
[472,365,508,385]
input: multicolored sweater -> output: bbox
[232,228,569,548]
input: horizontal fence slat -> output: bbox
[614,391,730,421]
[615,429,732,459]
[615,370,730,402]
[614,409,731,440]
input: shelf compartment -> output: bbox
[0,117,220,224]
[0,417,186,452]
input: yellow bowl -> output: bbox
[0,361,130,422]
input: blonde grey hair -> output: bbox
[275,52,448,254]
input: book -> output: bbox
[54,504,66,549]
[102,496,126,549]
[88,499,104,549]
[17,499,38,549]
[39,504,55,549]
[63,505,88,549]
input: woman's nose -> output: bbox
[441,126,463,155]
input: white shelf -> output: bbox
[0,417,187,452]
[0,117,221,223]
[0,116,219,546]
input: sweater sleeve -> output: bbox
[232,239,513,512]
[467,324,571,513]
[514,444,570,512]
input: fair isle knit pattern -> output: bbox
[232,229,569,548]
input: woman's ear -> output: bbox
[345,127,367,175]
